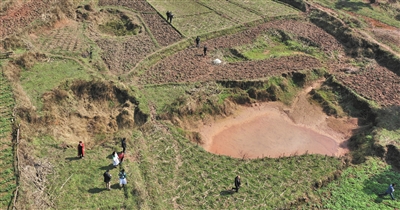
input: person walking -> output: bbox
[195,36,200,48]
[232,175,241,192]
[121,137,126,153]
[203,45,207,56]
[166,11,171,22]
[103,170,112,190]
[77,141,85,158]
[169,12,174,23]
[379,183,396,200]
[118,169,127,188]
[112,151,120,167]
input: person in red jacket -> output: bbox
[118,151,125,163]
[77,141,85,158]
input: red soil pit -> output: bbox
[199,84,359,159]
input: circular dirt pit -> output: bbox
[198,84,359,159]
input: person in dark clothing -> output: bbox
[103,170,112,190]
[166,11,171,22]
[195,36,200,48]
[121,137,126,153]
[203,45,207,56]
[169,12,174,23]
[379,183,396,200]
[232,175,241,192]
[77,141,85,158]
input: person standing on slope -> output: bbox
[77,141,85,158]
[119,169,127,188]
[195,36,200,48]
[232,175,241,192]
[103,170,112,190]
[121,137,126,153]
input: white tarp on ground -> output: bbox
[213,58,222,65]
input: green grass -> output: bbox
[221,31,326,62]
[19,59,92,110]
[45,145,138,209]
[0,75,16,209]
[142,83,229,117]
[142,84,197,115]
[148,0,210,18]
[198,0,262,23]
[149,0,299,37]
[98,19,141,37]
[230,0,300,17]
[310,157,400,209]
[173,11,236,37]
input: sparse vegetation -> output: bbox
[98,10,142,36]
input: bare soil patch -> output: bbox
[198,82,359,159]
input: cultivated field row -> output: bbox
[0,75,16,209]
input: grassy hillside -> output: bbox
[1,0,400,209]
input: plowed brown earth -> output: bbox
[141,13,182,47]
[336,64,400,106]
[96,32,157,74]
[98,0,154,12]
[0,0,47,37]
[140,20,343,84]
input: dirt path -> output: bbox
[198,81,358,159]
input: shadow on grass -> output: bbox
[220,190,235,196]
[88,187,106,194]
[65,156,81,161]
[111,183,121,190]
[99,163,116,171]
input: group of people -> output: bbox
[195,36,207,56]
[103,168,127,190]
[78,138,128,190]
[104,138,128,190]
[112,151,125,167]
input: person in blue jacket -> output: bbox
[379,183,396,200]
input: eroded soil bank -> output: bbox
[199,82,359,159]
